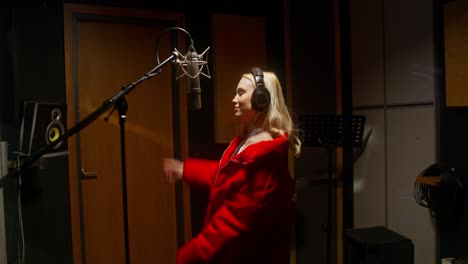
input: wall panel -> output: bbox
[350,0,385,107]
[387,106,436,264]
[384,0,435,105]
[353,109,386,228]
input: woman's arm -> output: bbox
[183,158,220,189]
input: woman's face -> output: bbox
[232,76,257,123]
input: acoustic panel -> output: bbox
[353,109,386,228]
[444,1,468,106]
[384,0,435,105]
[386,106,437,264]
[212,14,267,143]
[350,0,385,107]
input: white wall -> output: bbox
[351,0,437,264]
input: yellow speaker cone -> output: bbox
[48,127,60,142]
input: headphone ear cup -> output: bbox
[251,86,270,112]
[250,67,271,112]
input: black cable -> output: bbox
[414,163,463,223]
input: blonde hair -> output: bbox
[242,71,302,157]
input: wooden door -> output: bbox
[64,4,190,264]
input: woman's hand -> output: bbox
[162,158,184,183]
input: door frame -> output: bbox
[63,4,191,263]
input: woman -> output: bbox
[163,67,301,264]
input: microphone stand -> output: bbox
[118,98,130,264]
[15,51,178,264]
[117,98,130,264]
[104,97,130,264]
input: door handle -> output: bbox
[81,168,99,180]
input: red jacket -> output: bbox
[178,134,295,264]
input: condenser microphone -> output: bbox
[174,44,210,111]
[186,51,202,111]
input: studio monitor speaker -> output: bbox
[19,101,68,159]
[14,101,73,263]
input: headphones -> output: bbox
[250,67,271,112]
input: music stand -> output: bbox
[299,114,365,264]
[300,114,365,148]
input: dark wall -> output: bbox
[1,4,72,264]
[435,0,468,259]
[0,7,14,127]
[288,1,338,264]
[439,107,468,259]
[290,2,337,115]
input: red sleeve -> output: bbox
[177,164,286,264]
[183,158,219,189]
